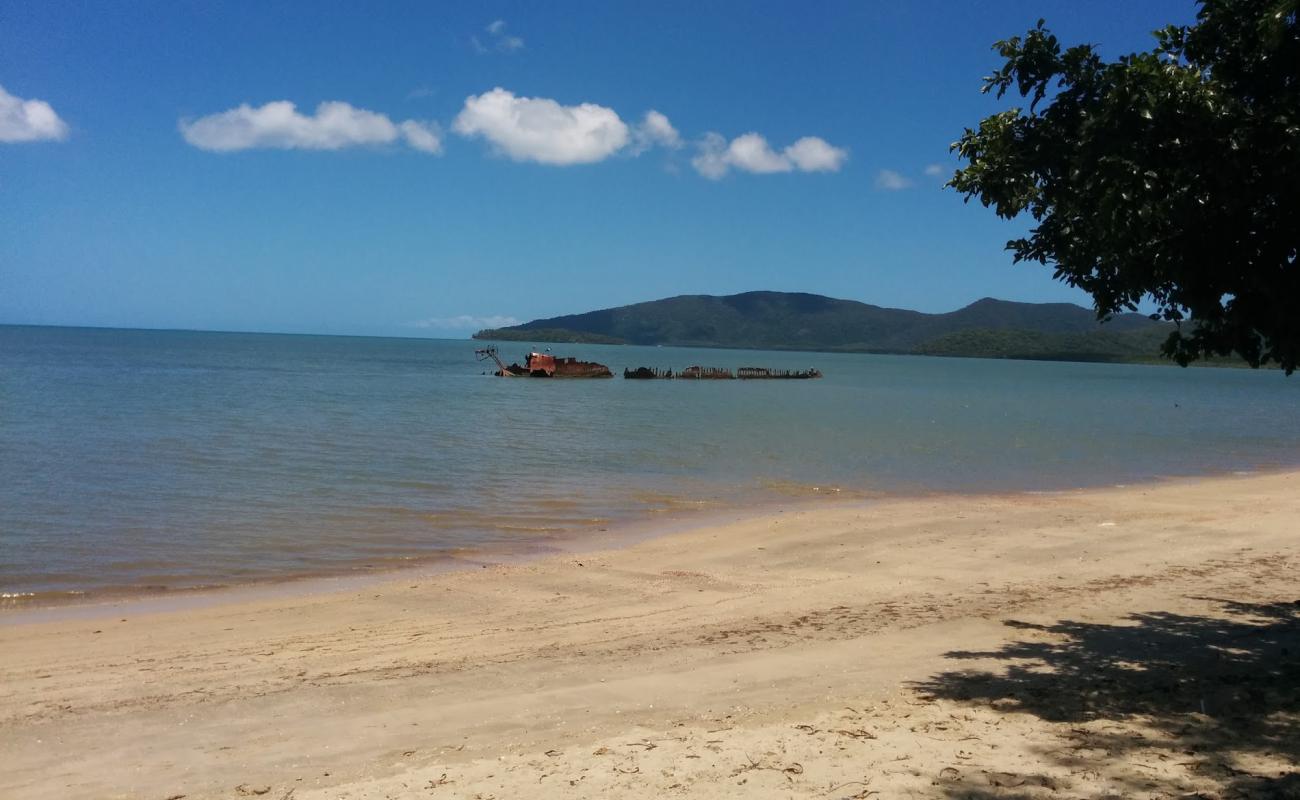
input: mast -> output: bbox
[474,346,509,375]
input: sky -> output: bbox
[0,1,1199,337]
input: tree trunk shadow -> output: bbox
[911,597,1300,799]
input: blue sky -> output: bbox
[1,1,1198,337]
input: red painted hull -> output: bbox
[497,351,612,378]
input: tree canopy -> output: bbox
[950,0,1299,373]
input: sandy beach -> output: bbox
[3,470,1297,799]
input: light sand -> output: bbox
[2,471,1298,799]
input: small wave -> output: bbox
[1,589,85,609]
[628,491,720,508]
[757,479,854,498]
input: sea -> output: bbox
[2,324,1297,605]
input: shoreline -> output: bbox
[0,493,781,621]
[3,468,1297,799]
[3,461,1295,621]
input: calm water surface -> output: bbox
[2,325,1297,601]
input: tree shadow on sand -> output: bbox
[912,597,1300,799]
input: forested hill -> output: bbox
[473,291,1173,363]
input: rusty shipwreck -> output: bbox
[476,346,613,378]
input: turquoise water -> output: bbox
[2,325,1297,601]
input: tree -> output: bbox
[950,0,1299,373]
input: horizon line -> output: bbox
[0,290,1112,341]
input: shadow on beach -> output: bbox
[911,597,1300,799]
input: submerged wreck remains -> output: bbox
[737,367,823,379]
[474,348,821,381]
[476,347,613,378]
[623,365,823,379]
[624,366,675,379]
[679,366,735,379]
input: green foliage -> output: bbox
[951,0,1299,373]
[472,327,626,345]
[915,326,1174,362]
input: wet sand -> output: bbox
[2,471,1297,799]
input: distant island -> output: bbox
[473,291,1179,364]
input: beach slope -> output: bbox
[2,471,1297,799]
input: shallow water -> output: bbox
[2,325,1297,601]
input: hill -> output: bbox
[473,291,1173,363]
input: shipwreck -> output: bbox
[475,346,613,378]
[623,364,823,379]
[679,366,735,379]
[624,367,675,379]
[737,367,823,379]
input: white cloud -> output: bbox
[923,163,944,177]
[399,120,443,153]
[452,88,629,165]
[727,132,793,173]
[0,84,68,143]
[691,132,847,179]
[411,314,521,330]
[875,169,913,190]
[475,19,524,54]
[691,132,731,179]
[179,100,442,154]
[630,109,682,154]
[497,35,525,52]
[785,137,848,172]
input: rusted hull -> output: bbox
[625,364,823,380]
[679,366,734,379]
[553,362,614,378]
[624,367,674,379]
[494,358,612,378]
[482,349,820,381]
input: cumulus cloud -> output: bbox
[785,136,849,172]
[0,84,68,143]
[473,19,524,54]
[875,169,913,190]
[691,132,847,179]
[399,120,443,153]
[727,133,794,173]
[179,100,442,154]
[410,314,521,330]
[690,133,730,179]
[452,88,629,165]
[923,163,944,177]
[630,110,682,154]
